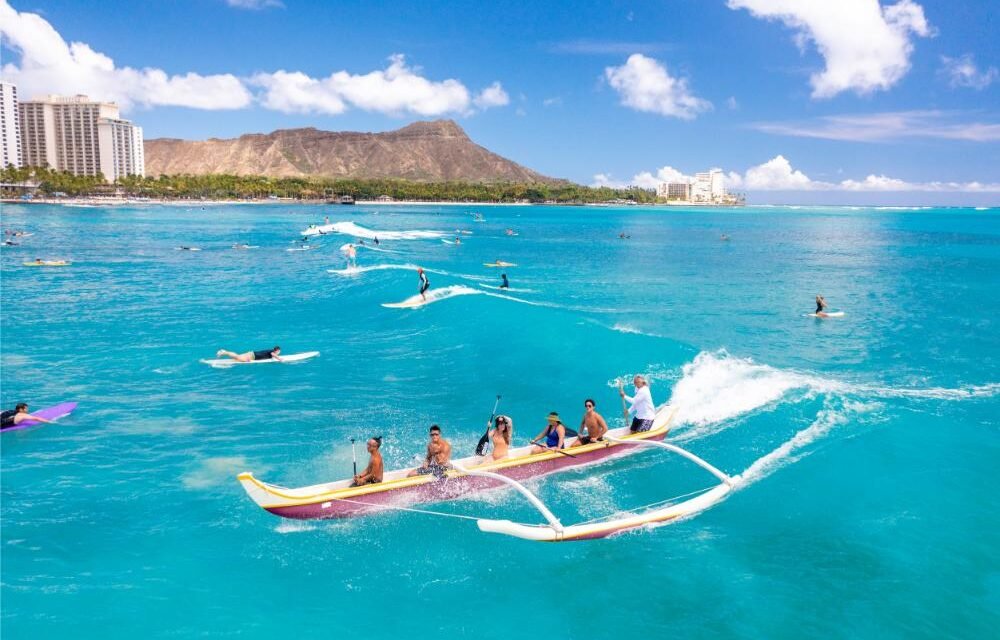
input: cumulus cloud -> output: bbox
[940,54,998,90]
[0,1,253,110]
[605,54,711,119]
[752,111,1000,142]
[473,82,510,109]
[252,55,484,116]
[727,0,932,98]
[594,156,999,193]
[0,3,506,118]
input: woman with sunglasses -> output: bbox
[488,415,514,460]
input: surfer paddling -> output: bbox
[418,268,430,301]
[619,375,655,432]
[407,425,452,477]
[215,346,282,363]
[815,295,829,317]
[352,437,384,486]
[571,399,608,447]
[1,403,55,429]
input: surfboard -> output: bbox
[483,262,517,267]
[804,312,846,318]
[1,402,78,432]
[232,245,259,250]
[382,298,430,309]
[175,247,201,251]
[23,261,71,267]
[200,351,320,368]
[286,246,317,252]
[478,283,536,293]
[441,239,458,245]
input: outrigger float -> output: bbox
[238,408,733,541]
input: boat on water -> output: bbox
[237,407,733,541]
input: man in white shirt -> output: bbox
[619,375,655,432]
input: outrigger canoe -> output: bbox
[238,406,733,541]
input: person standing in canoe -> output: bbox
[408,425,452,477]
[815,295,828,317]
[531,412,566,453]
[500,273,510,289]
[352,436,384,486]
[619,375,655,432]
[418,268,430,301]
[1,403,55,430]
[215,346,282,363]
[571,399,608,447]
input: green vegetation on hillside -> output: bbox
[2,166,657,204]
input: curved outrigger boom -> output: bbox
[456,437,733,542]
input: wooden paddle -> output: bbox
[529,426,579,459]
[618,380,630,427]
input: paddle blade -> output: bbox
[475,432,490,456]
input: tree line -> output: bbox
[2,165,658,204]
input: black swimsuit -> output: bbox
[252,350,274,361]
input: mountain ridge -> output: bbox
[143,120,561,184]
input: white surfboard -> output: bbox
[200,351,320,367]
[804,311,845,318]
[286,245,317,252]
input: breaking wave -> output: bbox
[304,221,445,240]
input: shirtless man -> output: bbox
[408,425,452,477]
[1,403,55,430]
[571,399,608,447]
[352,436,384,486]
[215,346,282,363]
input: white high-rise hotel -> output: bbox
[18,93,144,180]
[1,82,22,168]
[657,169,729,204]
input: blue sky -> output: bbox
[1,0,997,204]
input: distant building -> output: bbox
[0,82,21,168]
[659,168,735,205]
[18,94,144,180]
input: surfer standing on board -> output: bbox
[215,346,282,363]
[815,295,828,317]
[619,375,655,432]
[1,403,55,429]
[418,268,430,301]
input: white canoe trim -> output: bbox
[470,435,733,542]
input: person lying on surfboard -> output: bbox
[500,273,510,289]
[418,268,430,301]
[352,436,384,486]
[571,399,608,447]
[215,346,282,363]
[1,403,55,429]
[815,295,829,317]
[531,412,566,453]
[407,425,452,477]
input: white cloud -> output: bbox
[753,111,1000,142]
[726,96,739,110]
[727,0,932,98]
[605,54,711,119]
[473,82,510,109]
[225,0,284,9]
[940,54,998,90]
[594,156,1000,193]
[252,54,501,117]
[744,155,817,189]
[0,1,252,111]
[543,97,562,107]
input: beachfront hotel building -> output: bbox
[1,82,22,168]
[659,169,737,205]
[18,94,144,180]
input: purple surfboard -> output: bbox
[1,402,77,432]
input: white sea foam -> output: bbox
[328,263,423,276]
[304,221,444,240]
[382,284,484,308]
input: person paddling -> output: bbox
[531,412,566,453]
[486,415,514,461]
[815,295,828,317]
[408,425,452,477]
[1,403,55,430]
[215,346,282,363]
[418,267,430,301]
[352,436,384,486]
[619,375,655,432]
[500,273,510,289]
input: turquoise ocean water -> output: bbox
[1,203,998,638]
